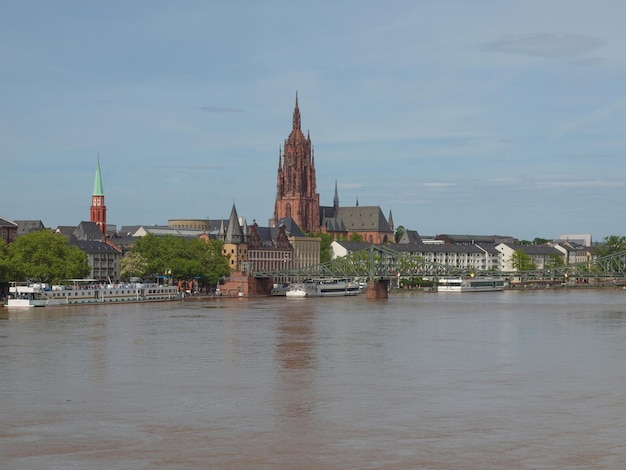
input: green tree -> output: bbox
[394,225,406,243]
[0,239,10,283]
[350,232,364,242]
[545,253,564,269]
[120,251,149,280]
[596,235,626,257]
[130,234,230,286]
[308,232,334,264]
[510,250,536,271]
[7,230,90,283]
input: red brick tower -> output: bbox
[274,93,320,233]
[90,158,107,236]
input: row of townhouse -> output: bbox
[331,240,596,274]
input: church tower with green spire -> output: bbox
[90,158,107,236]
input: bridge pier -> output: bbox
[366,279,389,300]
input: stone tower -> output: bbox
[90,158,107,236]
[273,93,320,233]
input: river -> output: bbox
[1,289,626,469]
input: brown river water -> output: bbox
[1,289,626,469]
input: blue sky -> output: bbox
[1,1,625,242]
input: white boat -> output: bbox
[285,285,307,298]
[286,278,363,297]
[6,283,48,308]
[437,277,506,292]
[41,279,180,305]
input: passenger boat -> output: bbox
[437,277,506,292]
[5,283,48,308]
[286,278,363,297]
[42,279,180,305]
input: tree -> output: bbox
[0,239,10,283]
[510,250,536,271]
[7,230,90,283]
[350,232,364,242]
[596,235,626,258]
[394,225,406,243]
[308,232,334,264]
[545,253,564,269]
[130,234,230,286]
[120,251,149,280]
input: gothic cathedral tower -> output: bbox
[274,93,320,233]
[90,159,107,236]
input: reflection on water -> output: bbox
[2,290,626,469]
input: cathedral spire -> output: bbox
[333,179,339,211]
[292,91,301,130]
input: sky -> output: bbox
[2,1,625,242]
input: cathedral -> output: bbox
[273,93,320,233]
[273,94,395,244]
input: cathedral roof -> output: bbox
[336,206,392,232]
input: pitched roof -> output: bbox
[336,206,391,232]
[14,220,45,235]
[74,221,105,241]
[275,217,306,237]
[71,239,120,254]
[0,217,18,228]
[398,230,422,244]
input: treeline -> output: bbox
[0,231,231,287]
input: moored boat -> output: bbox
[286,278,363,297]
[42,279,180,305]
[6,283,48,308]
[437,277,506,292]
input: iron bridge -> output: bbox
[252,245,626,283]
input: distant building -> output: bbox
[496,243,563,271]
[53,221,122,282]
[330,240,502,272]
[554,241,596,266]
[436,234,516,246]
[15,220,46,236]
[556,233,593,247]
[0,217,18,244]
